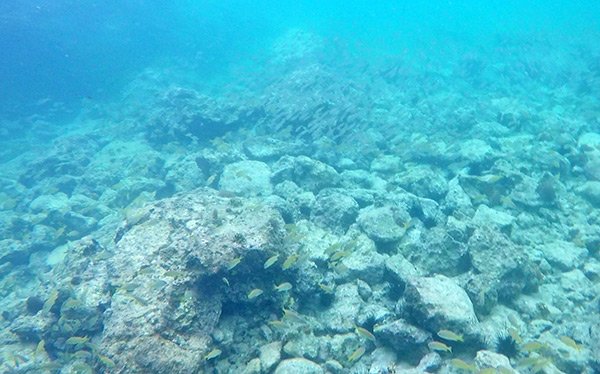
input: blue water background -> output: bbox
[1,0,599,124]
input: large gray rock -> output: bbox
[373,319,430,354]
[260,341,282,372]
[403,275,478,334]
[274,358,324,374]
[385,254,422,288]
[474,350,515,372]
[471,204,515,232]
[311,190,359,234]
[465,227,538,313]
[99,176,166,208]
[340,169,388,192]
[539,240,588,271]
[29,192,70,215]
[219,160,273,197]
[144,87,260,144]
[370,155,402,174]
[283,333,320,360]
[0,239,30,266]
[578,181,600,207]
[457,139,496,167]
[272,155,341,193]
[243,137,304,161]
[443,176,474,216]
[99,189,285,373]
[243,358,262,374]
[164,155,205,193]
[578,132,600,150]
[401,225,468,276]
[19,134,103,188]
[584,156,600,181]
[336,234,386,284]
[392,165,449,200]
[369,347,398,374]
[357,205,409,243]
[273,180,315,218]
[320,283,364,332]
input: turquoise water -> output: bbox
[1,1,600,373]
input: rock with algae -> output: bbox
[7,188,286,373]
[99,188,286,373]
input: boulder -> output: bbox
[578,181,600,207]
[311,190,359,234]
[274,358,324,374]
[539,240,588,271]
[403,274,478,334]
[219,160,273,197]
[260,341,282,372]
[20,189,286,374]
[357,206,409,243]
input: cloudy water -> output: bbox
[0,1,599,373]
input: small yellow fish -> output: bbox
[355,326,376,342]
[507,327,522,344]
[86,342,99,353]
[517,356,543,367]
[98,354,116,368]
[268,320,287,329]
[501,195,517,209]
[437,329,464,342]
[65,336,89,345]
[264,255,279,269]
[333,262,348,274]
[74,350,93,360]
[477,369,497,374]
[428,341,452,353]
[43,289,59,313]
[319,283,335,293]
[347,346,366,362]
[119,283,140,292]
[35,340,46,356]
[325,242,342,255]
[130,294,149,306]
[282,308,307,324]
[181,290,195,302]
[204,348,222,361]
[522,341,546,353]
[55,226,66,238]
[449,358,476,372]
[149,280,167,290]
[247,288,264,299]
[402,219,414,230]
[274,282,293,292]
[559,335,582,351]
[227,257,242,270]
[206,174,217,186]
[164,270,186,278]
[531,357,551,372]
[138,266,154,274]
[71,363,94,373]
[282,254,299,270]
[330,251,350,262]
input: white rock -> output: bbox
[404,275,478,333]
[274,358,324,374]
[220,160,273,197]
[539,240,587,271]
[259,341,282,372]
[472,204,515,231]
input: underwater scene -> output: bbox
[1,1,600,373]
